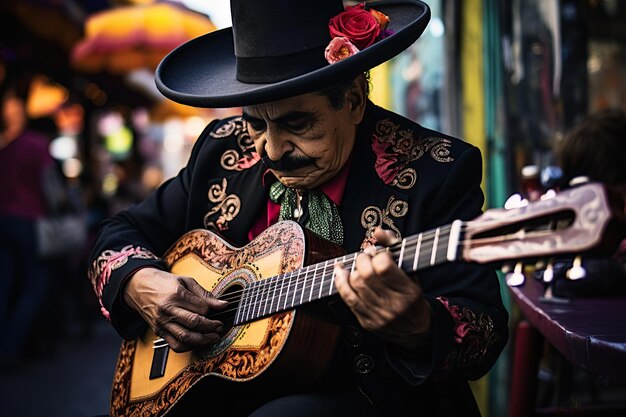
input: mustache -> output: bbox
[261,153,316,172]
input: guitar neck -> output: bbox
[234,220,463,325]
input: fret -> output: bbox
[283,271,292,310]
[276,272,286,313]
[350,254,356,273]
[248,283,257,321]
[447,220,462,261]
[318,260,328,299]
[300,265,309,305]
[317,264,324,302]
[269,275,280,313]
[252,281,262,320]
[261,277,271,317]
[255,279,265,319]
[291,269,299,308]
[243,282,254,322]
[398,238,406,269]
[430,227,440,266]
[437,230,449,265]
[256,281,264,318]
[267,276,278,315]
[268,275,279,315]
[412,234,422,272]
[329,255,345,296]
[308,263,317,302]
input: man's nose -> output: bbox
[263,134,293,162]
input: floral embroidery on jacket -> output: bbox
[435,296,500,377]
[220,149,261,171]
[360,196,408,249]
[204,178,241,231]
[371,119,454,189]
[89,246,158,320]
[210,117,259,171]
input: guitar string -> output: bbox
[213,214,557,309]
[212,225,454,306]
[214,220,553,319]
[212,233,449,323]
[209,232,456,322]
[200,218,553,323]
[222,217,556,307]
[212,226,455,308]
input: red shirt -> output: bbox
[248,159,352,242]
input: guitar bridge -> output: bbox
[149,338,170,379]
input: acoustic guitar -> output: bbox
[109,182,624,416]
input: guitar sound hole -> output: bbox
[195,283,246,358]
[215,283,243,334]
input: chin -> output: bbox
[278,177,314,189]
[276,173,320,189]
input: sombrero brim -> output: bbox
[155,1,430,108]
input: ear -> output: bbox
[348,75,367,125]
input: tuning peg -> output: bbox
[504,193,529,209]
[566,256,586,280]
[569,176,591,187]
[501,263,513,274]
[540,189,557,200]
[506,262,525,287]
[542,261,554,283]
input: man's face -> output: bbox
[243,89,364,189]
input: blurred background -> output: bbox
[0,0,625,416]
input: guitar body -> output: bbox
[110,222,345,417]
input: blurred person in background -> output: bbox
[557,108,626,210]
[0,82,62,368]
[546,108,626,297]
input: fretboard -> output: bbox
[234,220,463,325]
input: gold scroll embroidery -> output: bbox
[204,178,241,231]
[360,196,408,249]
[210,117,256,171]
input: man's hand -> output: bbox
[123,268,228,352]
[334,228,432,350]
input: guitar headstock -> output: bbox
[461,182,626,266]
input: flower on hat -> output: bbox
[369,8,390,30]
[325,37,360,64]
[326,3,391,64]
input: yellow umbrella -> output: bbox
[70,2,216,74]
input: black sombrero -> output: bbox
[155,0,431,108]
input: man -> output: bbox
[88,1,508,416]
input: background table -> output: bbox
[507,279,626,417]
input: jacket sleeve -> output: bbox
[87,120,219,339]
[384,146,509,384]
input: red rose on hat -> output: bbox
[329,3,380,50]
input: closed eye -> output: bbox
[242,110,317,135]
[284,119,312,133]
[242,115,266,132]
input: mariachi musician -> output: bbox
[88,1,508,416]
